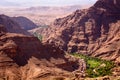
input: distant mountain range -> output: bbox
[21,5,81,14]
[0,5,86,26]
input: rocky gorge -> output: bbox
[1,0,120,80]
[0,22,86,80]
[38,0,120,64]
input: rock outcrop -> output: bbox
[0,15,30,35]
[0,25,86,80]
[12,16,38,30]
[38,0,120,63]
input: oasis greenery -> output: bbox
[72,53,115,78]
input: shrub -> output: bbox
[33,32,42,41]
[72,53,115,78]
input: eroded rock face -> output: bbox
[12,16,38,30]
[0,25,7,33]
[94,0,120,14]
[0,26,86,80]
[39,0,120,63]
[0,15,30,35]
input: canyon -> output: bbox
[38,0,120,64]
[0,0,120,80]
[0,20,85,79]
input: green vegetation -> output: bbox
[72,53,115,78]
[33,32,42,41]
[38,25,49,28]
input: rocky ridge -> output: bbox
[0,15,30,35]
[12,16,38,30]
[38,0,120,63]
[0,24,86,80]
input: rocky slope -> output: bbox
[12,16,38,30]
[0,25,86,80]
[0,14,30,35]
[39,0,120,63]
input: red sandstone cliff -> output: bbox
[0,24,85,80]
[38,0,120,63]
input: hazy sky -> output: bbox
[0,0,97,7]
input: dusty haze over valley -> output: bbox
[0,5,92,26]
[0,0,120,80]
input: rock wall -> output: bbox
[39,0,120,63]
[0,26,86,80]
